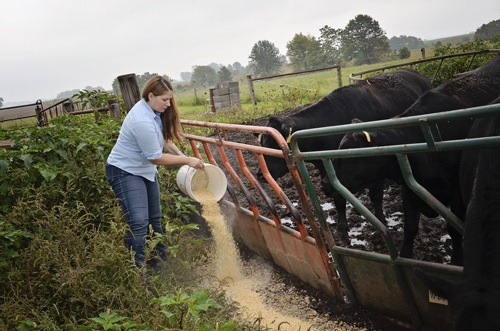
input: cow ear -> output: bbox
[280,122,292,133]
[280,122,294,143]
[268,116,294,141]
[267,116,282,128]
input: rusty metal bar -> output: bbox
[180,118,345,300]
[235,149,285,228]
[254,153,307,235]
[185,130,309,233]
[246,65,342,105]
[250,64,342,82]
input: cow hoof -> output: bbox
[336,226,349,243]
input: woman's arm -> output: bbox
[150,153,204,168]
[163,140,185,156]
[152,140,204,168]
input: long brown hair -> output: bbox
[142,76,183,142]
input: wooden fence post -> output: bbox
[108,99,121,121]
[62,100,74,113]
[35,99,46,127]
[117,74,141,112]
[247,75,256,106]
[336,66,343,87]
[209,88,215,112]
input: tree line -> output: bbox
[178,16,500,87]
[4,15,497,105]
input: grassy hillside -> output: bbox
[423,33,475,47]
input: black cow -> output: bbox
[415,97,500,330]
[334,55,500,265]
[258,69,433,232]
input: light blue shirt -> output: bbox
[107,99,164,182]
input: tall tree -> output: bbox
[398,46,411,59]
[475,19,500,40]
[286,33,323,71]
[180,72,193,81]
[341,14,391,65]
[217,66,232,83]
[248,40,284,77]
[319,25,342,66]
[228,62,246,76]
[389,35,425,51]
[0,97,3,108]
[209,63,222,72]
[191,66,217,87]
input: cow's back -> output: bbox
[260,69,432,179]
[400,55,500,119]
[323,69,432,124]
[336,57,500,221]
[444,55,500,106]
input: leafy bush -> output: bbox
[0,114,250,330]
[0,219,31,277]
[399,46,411,59]
[0,115,118,216]
[414,39,500,86]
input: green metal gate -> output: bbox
[180,102,500,330]
[289,102,500,330]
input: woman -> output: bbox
[106,76,204,268]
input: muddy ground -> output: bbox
[219,105,454,264]
[194,104,456,330]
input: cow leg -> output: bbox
[446,190,465,266]
[368,181,386,225]
[448,224,463,266]
[333,193,349,235]
[321,177,349,235]
[400,191,421,259]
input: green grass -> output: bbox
[423,33,475,47]
[175,55,434,123]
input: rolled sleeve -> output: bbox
[133,121,163,160]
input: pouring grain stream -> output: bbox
[193,188,315,331]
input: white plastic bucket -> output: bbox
[176,163,227,202]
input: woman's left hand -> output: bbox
[188,157,205,169]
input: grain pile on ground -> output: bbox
[194,187,401,330]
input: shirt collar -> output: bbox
[141,99,161,119]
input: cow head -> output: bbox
[257,115,294,180]
[329,120,398,194]
[324,137,371,196]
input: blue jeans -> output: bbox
[105,163,167,268]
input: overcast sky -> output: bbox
[1,0,498,104]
